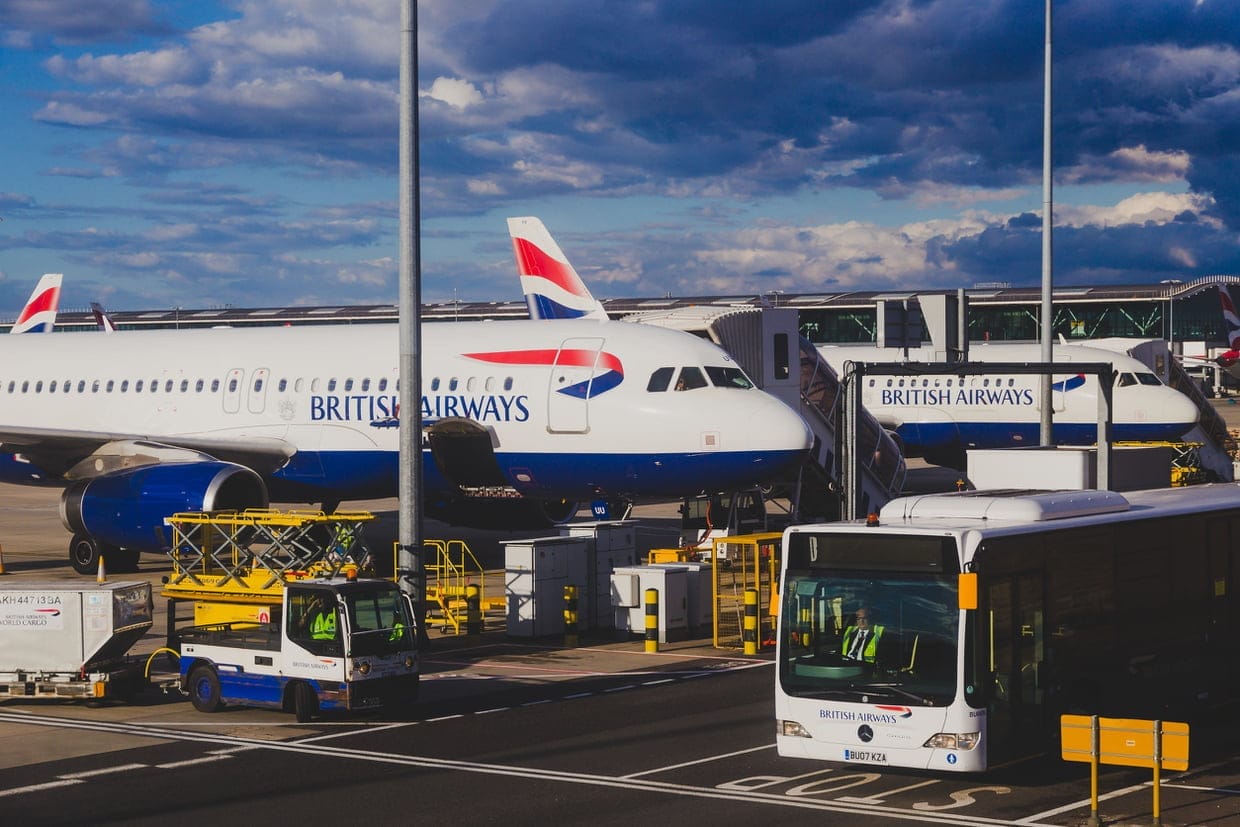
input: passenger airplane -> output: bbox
[0,320,811,573]
[818,342,1201,469]
[9,273,62,334]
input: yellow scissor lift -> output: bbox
[711,531,782,652]
[162,509,378,627]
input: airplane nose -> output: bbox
[756,394,814,455]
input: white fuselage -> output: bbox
[0,320,811,505]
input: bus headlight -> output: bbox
[923,732,980,750]
[779,720,812,738]
[357,660,372,675]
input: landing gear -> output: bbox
[68,533,137,574]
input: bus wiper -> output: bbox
[865,682,934,705]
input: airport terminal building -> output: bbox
[18,274,1240,357]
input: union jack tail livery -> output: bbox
[10,273,62,334]
[91,302,117,333]
[1214,284,1240,376]
[507,216,609,321]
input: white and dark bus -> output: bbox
[775,485,1240,772]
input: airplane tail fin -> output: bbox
[10,273,62,334]
[91,302,117,333]
[507,217,609,320]
[1218,284,1240,349]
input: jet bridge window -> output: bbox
[675,367,708,391]
[647,367,674,392]
[705,365,754,389]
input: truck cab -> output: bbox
[179,576,418,722]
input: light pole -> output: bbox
[1160,279,1183,355]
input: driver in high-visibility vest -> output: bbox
[308,597,337,641]
[841,606,884,662]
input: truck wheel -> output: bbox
[69,534,102,575]
[188,665,223,713]
[293,682,318,723]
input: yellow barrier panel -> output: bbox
[1062,714,1189,827]
[710,532,782,651]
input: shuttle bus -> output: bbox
[775,485,1240,772]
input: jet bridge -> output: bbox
[619,305,906,520]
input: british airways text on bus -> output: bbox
[774,485,1240,772]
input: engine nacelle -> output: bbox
[60,461,269,552]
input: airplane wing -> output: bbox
[0,425,295,479]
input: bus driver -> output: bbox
[841,606,884,663]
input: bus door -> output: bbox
[547,338,604,433]
[985,571,1045,757]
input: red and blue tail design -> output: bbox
[10,273,62,334]
[465,348,624,398]
[507,217,609,321]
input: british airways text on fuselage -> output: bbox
[878,387,1036,407]
[309,393,531,423]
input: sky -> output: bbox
[1,0,1239,316]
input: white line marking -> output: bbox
[563,693,592,700]
[623,743,773,779]
[59,763,147,779]
[156,755,234,769]
[603,684,636,693]
[0,779,82,797]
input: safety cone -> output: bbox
[96,553,106,583]
[0,543,6,575]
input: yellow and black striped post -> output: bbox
[743,588,759,655]
[465,583,482,641]
[644,587,659,653]
[563,584,579,647]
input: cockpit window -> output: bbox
[675,367,708,391]
[647,367,674,392]
[1117,373,1136,387]
[705,365,754,389]
[1136,372,1161,386]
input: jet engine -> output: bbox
[60,461,268,574]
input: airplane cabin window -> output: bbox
[179,380,188,392]
[430,377,440,392]
[361,378,370,392]
[136,380,144,392]
[675,367,708,391]
[106,380,114,392]
[647,367,674,392]
[213,379,222,392]
[78,380,86,393]
[466,377,477,391]
[35,381,43,393]
[196,379,205,392]
[292,378,301,393]
[328,378,337,392]
[449,378,459,391]
[21,381,28,393]
[503,377,512,391]
[91,380,100,393]
[4,381,11,393]
[49,381,57,392]
[165,380,173,392]
[378,378,388,392]
[278,379,287,392]
[705,365,754,389]
[345,378,355,391]
[310,378,319,392]
[120,380,129,392]
[253,378,263,393]
[485,376,495,391]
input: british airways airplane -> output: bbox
[0,318,811,574]
[9,273,62,334]
[818,341,1200,469]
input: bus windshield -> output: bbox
[779,532,960,707]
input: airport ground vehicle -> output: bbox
[775,484,1240,772]
[0,580,154,702]
[164,509,418,721]
[177,574,419,722]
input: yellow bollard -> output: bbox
[743,588,758,655]
[644,587,659,653]
[96,553,107,584]
[563,584,578,648]
[465,583,482,641]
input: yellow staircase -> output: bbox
[422,539,502,634]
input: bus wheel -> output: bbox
[188,665,222,713]
[294,682,319,723]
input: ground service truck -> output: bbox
[177,574,419,722]
[0,580,155,702]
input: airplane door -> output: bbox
[223,368,244,414]
[547,338,604,433]
[248,367,271,414]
